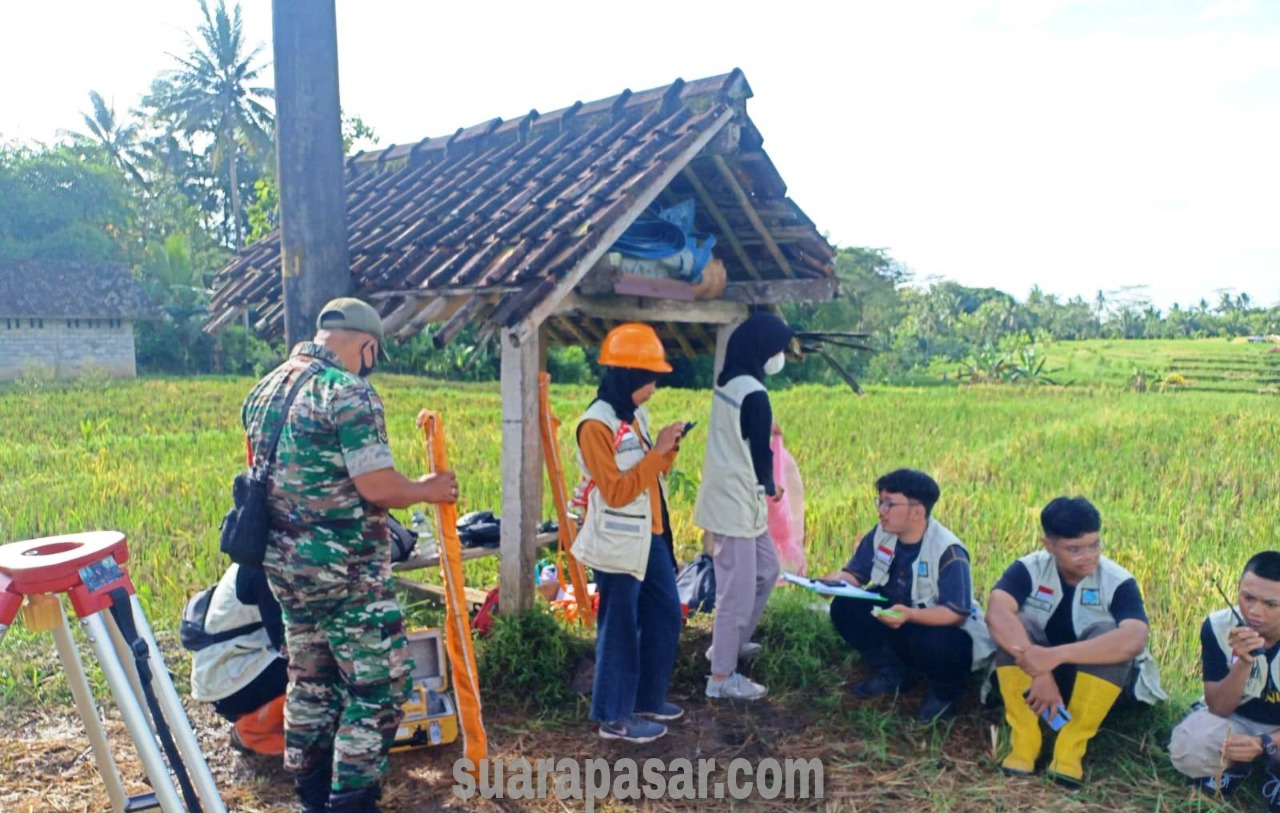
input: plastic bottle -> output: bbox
[410,510,439,560]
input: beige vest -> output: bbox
[190,565,282,702]
[1011,550,1166,704]
[868,519,996,671]
[1208,607,1280,703]
[694,375,768,538]
[571,400,666,580]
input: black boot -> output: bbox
[294,763,332,813]
[328,785,381,813]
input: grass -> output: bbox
[3,365,1279,808]
[928,337,1280,393]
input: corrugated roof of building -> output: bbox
[206,69,835,348]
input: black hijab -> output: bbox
[595,366,660,423]
[717,312,795,387]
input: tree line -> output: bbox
[3,0,1275,384]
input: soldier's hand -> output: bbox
[654,423,685,454]
[419,471,458,504]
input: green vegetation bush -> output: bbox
[475,605,593,714]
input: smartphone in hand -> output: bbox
[681,421,698,437]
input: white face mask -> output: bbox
[763,352,785,376]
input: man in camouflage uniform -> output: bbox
[242,297,458,813]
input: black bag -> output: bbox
[179,582,263,652]
[388,516,417,564]
[676,552,716,615]
[219,365,320,567]
[457,510,501,548]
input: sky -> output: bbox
[2,0,1278,310]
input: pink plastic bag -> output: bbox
[767,433,806,576]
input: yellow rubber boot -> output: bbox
[1048,672,1122,784]
[996,665,1041,775]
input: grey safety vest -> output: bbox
[571,400,666,579]
[867,519,996,671]
[1015,550,1166,704]
[694,375,768,538]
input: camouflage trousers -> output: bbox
[265,536,412,792]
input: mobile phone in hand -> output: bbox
[681,421,698,437]
[816,578,845,588]
[1042,704,1071,730]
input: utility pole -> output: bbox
[273,0,350,347]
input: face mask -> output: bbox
[764,352,785,376]
[357,342,377,377]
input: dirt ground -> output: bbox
[0,631,1190,813]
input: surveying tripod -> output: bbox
[0,531,225,812]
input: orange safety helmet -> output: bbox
[598,323,673,373]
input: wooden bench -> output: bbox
[391,531,558,609]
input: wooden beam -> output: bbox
[681,165,763,280]
[394,577,490,609]
[368,285,524,299]
[720,277,837,305]
[665,321,699,359]
[509,108,738,346]
[498,329,541,614]
[555,292,748,325]
[553,315,594,347]
[712,155,796,278]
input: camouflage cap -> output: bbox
[317,297,388,357]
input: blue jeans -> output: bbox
[590,536,682,722]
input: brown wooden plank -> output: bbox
[612,273,697,301]
[712,155,796,278]
[665,321,699,359]
[680,165,763,280]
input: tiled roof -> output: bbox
[206,70,835,346]
[0,260,161,319]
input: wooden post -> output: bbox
[273,0,350,347]
[499,329,541,614]
[713,320,741,382]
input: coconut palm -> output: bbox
[65,91,148,188]
[145,0,273,251]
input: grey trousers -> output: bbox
[1170,708,1280,778]
[708,531,779,677]
[995,615,1134,692]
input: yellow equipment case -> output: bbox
[391,627,459,751]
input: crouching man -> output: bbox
[1171,552,1280,806]
[986,497,1165,783]
[828,469,995,723]
[182,563,287,755]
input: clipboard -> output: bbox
[782,572,888,602]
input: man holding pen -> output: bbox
[827,469,994,723]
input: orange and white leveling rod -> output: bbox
[417,410,487,773]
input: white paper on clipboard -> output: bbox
[782,572,888,602]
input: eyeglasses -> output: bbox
[875,498,918,511]
[1060,539,1104,557]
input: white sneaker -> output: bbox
[704,642,763,662]
[706,672,768,701]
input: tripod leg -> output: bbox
[52,604,129,813]
[128,594,227,813]
[84,613,186,813]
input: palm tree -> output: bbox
[145,0,273,251]
[65,91,148,187]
